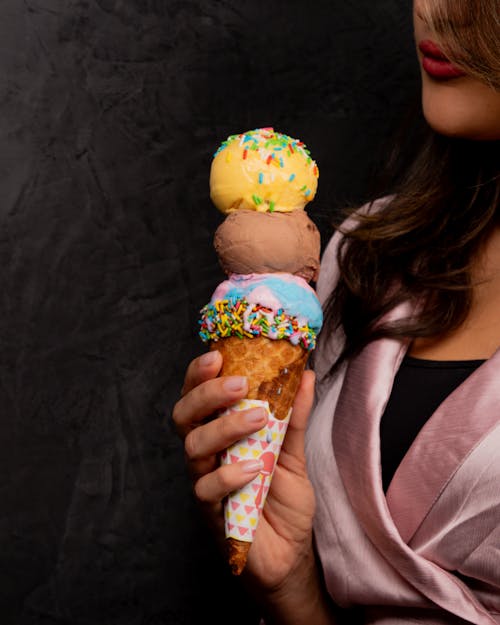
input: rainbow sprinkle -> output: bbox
[199,298,318,351]
[214,127,318,176]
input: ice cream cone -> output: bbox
[212,336,309,575]
[202,129,322,575]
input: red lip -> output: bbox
[418,39,466,79]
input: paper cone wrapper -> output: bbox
[211,336,309,575]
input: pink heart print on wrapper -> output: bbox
[199,128,323,575]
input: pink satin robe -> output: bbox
[307,212,500,624]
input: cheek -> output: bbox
[422,77,500,140]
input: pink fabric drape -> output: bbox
[306,207,500,624]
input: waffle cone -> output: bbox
[210,336,309,421]
[211,336,309,575]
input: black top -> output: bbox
[380,355,485,492]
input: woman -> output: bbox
[173,1,500,623]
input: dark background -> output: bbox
[0,1,419,623]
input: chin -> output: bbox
[421,74,500,141]
[424,111,497,141]
[424,112,500,142]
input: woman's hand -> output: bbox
[172,348,317,591]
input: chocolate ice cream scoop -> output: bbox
[214,209,321,282]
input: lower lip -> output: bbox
[422,56,466,79]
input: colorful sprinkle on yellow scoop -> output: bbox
[209,128,319,214]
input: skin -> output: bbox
[413,0,500,140]
[173,3,499,622]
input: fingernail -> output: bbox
[241,459,264,473]
[200,351,218,367]
[223,376,247,392]
[244,408,267,424]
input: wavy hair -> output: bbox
[322,133,499,372]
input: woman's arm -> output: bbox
[254,546,338,624]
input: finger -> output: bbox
[181,349,223,396]
[194,459,264,504]
[187,454,219,484]
[185,405,268,461]
[172,375,249,438]
[280,370,315,462]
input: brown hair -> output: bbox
[419,0,500,89]
[323,131,499,372]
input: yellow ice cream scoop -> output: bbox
[209,127,319,214]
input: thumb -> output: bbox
[280,369,315,462]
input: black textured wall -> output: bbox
[0,2,418,624]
